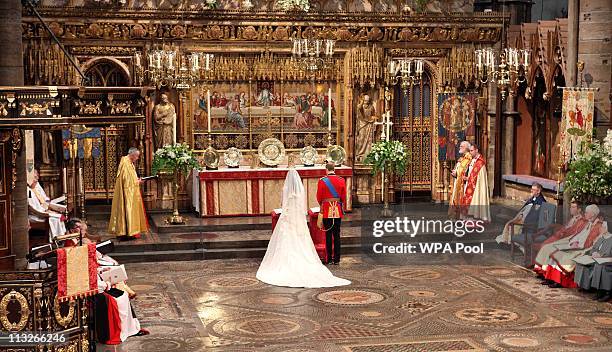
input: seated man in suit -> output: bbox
[27,169,66,242]
[496,182,547,245]
[535,204,607,288]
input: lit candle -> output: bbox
[135,53,141,67]
[207,89,211,134]
[192,53,199,72]
[148,53,153,67]
[62,167,67,194]
[172,112,176,144]
[328,87,332,132]
[407,60,412,74]
[78,165,83,196]
[156,53,161,69]
[168,52,175,70]
[524,50,529,67]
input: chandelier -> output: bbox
[291,37,335,75]
[474,2,531,100]
[134,46,214,90]
[475,47,529,99]
[387,58,424,93]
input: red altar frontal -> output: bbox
[197,166,353,217]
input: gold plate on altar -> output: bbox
[223,147,242,168]
[258,138,285,166]
[326,145,346,166]
[300,146,318,166]
[203,146,219,169]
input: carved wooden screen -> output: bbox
[393,72,433,193]
[82,127,129,200]
[0,141,12,267]
[83,60,131,200]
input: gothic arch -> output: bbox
[81,57,131,87]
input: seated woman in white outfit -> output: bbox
[256,169,351,288]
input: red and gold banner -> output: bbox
[57,243,98,301]
[560,88,596,163]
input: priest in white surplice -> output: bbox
[27,169,66,241]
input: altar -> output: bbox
[196,166,353,217]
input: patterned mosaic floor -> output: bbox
[96,254,612,352]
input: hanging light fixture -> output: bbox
[474,2,530,99]
[387,57,424,93]
[291,36,335,76]
[134,46,214,90]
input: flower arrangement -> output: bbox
[276,0,310,12]
[364,140,409,176]
[202,0,218,10]
[565,129,612,201]
[152,143,201,176]
[190,0,218,10]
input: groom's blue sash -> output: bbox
[322,177,343,215]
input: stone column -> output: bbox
[564,0,580,221]
[567,0,579,86]
[0,0,27,269]
[503,96,518,177]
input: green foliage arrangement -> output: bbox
[364,140,409,176]
[152,143,200,176]
[565,130,612,201]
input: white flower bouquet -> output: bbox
[276,0,310,12]
[152,143,200,176]
[364,140,409,176]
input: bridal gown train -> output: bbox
[256,169,351,288]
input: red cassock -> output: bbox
[316,174,346,219]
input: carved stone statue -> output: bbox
[153,93,176,149]
[354,94,377,163]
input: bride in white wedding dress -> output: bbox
[256,169,351,288]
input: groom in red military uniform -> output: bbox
[316,162,346,265]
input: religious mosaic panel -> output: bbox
[437,93,477,161]
[191,80,338,153]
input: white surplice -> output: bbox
[256,169,351,288]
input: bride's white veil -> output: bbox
[282,169,307,216]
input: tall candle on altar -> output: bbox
[62,167,67,194]
[172,112,177,144]
[328,87,332,132]
[207,89,211,134]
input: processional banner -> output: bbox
[437,93,477,161]
[560,87,595,163]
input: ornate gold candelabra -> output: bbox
[168,170,184,225]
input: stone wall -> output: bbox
[579,0,612,136]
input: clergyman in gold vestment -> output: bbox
[448,141,472,218]
[108,148,148,239]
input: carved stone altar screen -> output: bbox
[21,3,505,201]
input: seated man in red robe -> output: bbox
[535,204,607,288]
